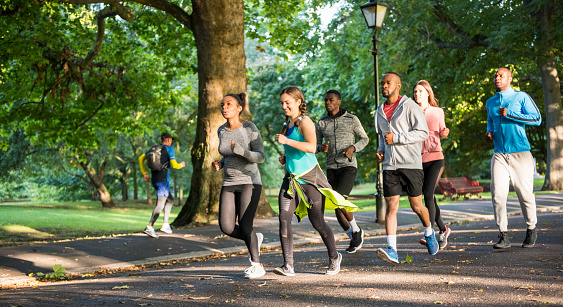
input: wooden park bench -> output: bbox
[438,177,483,201]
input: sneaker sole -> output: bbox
[273,268,295,277]
[493,244,511,249]
[160,229,173,234]
[144,231,159,238]
[245,270,266,279]
[376,249,399,264]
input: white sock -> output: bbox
[424,226,433,236]
[345,227,353,240]
[387,235,397,250]
[349,218,360,232]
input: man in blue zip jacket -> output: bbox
[486,67,542,249]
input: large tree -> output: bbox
[1,0,278,219]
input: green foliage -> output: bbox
[34,264,67,280]
[248,0,561,180]
[0,1,196,152]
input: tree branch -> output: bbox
[73,99,105,132]
[58,0,193,31]
[62,168,92,186]
[420,2,491,49]
[82,7,118,66]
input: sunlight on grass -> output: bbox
[1,225,54,239]
[0,199,181,246]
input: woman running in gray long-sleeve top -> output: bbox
[212,93,266,279]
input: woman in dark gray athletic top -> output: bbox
[212,93,266,279]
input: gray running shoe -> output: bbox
[326,253,342,275]
[143,226,159,238]
[273,264,295,277]
[438,227,451,249]
[244,263,266,279]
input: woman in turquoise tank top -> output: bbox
[273,86,342,276]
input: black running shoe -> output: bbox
[493,232,511,249]
[522,228,537,248]
[346,229,364,254]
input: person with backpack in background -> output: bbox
[139,132,186,238]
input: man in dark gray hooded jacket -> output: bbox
[316,90,369,254]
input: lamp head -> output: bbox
[360,1,387,28]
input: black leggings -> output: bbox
[327,167,357,230]
[278,177,337,267]
[218,184,262,263]
[422,159,446,232]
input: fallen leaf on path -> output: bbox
[199,277,213,280]
[65,247,75,250]
[434,301,444,304]
[112,285,130,290]
[473,289,483,292]
[187,296,212,300]
[367,295,380,300]
[257,282,268,287]
[130,294,153,301]
[444,281,454,284]
[183,234,195,237]
[515,286,534,290]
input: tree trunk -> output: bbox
[525,0,563,190]
[79,162,116,208]
[132,162,138,200]
[120,172,129,201]
[538,56,563,190]
[255,187,277,218]
[145,180,153,205]
[173,0,247,226]
[174,141,184,206]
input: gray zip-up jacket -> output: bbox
[316,109,369,170]
[375,95,428,170]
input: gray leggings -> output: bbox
[219,184,262,263]
[278,177,337,267]
[149,195,174,226]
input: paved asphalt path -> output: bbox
[1,211,561,306]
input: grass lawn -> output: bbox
[0,200,181,247]
[2,178,559,246]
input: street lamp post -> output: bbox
[360,1,387,224]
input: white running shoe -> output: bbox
[244,263,266,279]
[144,226,159,238]
[160,223,173,234]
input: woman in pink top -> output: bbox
[413,80,452,249]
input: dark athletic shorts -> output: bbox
[383,169,424,197]
[327,167,357,199]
